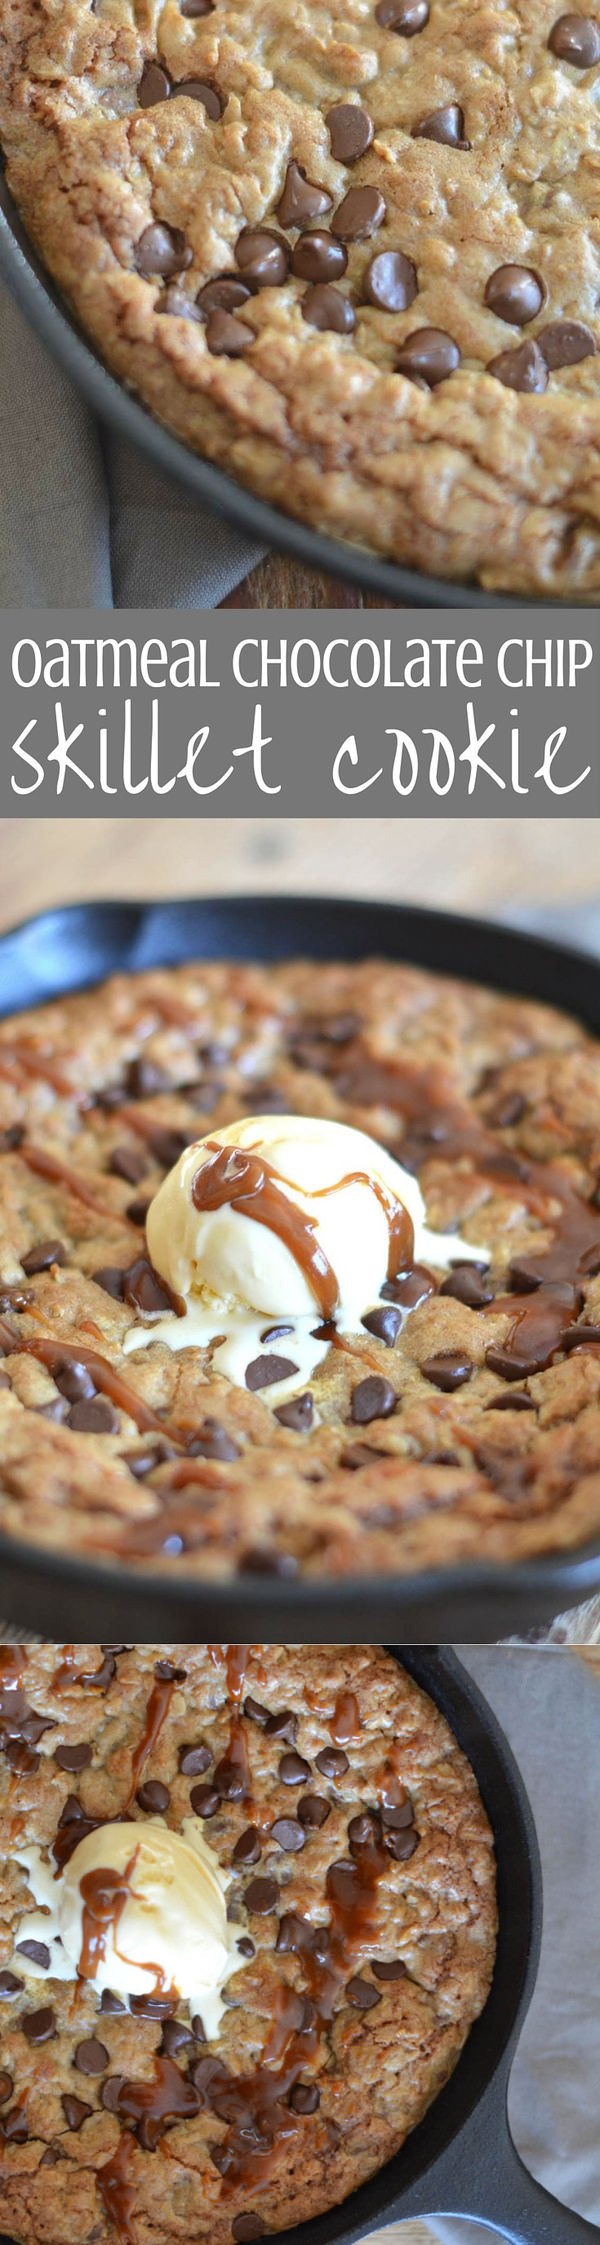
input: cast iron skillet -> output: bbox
[0,1646,596,2245]
[0,894,599,1641]
[0,175,588,614]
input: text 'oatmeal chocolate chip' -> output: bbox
[277,161,332,228]
[396,328,460,384]
[365,249,417,311]
[549,13,600,64]
[302,285,355,332]
[326,104,374,163]
[484,265,544,325]
[332,186,386,240]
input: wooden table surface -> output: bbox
[0,817,598,933]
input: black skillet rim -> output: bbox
[0,1645,541,2245]
[0,179,594,614]
[0,890,599,1639]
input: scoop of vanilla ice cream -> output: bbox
[58,1819,239,2032]
[145,1114,475,1327]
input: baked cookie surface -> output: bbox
[1,2,600,595]
[0,954,600,1582]
[0,1642,497,2245]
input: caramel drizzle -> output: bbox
[18,1142,139,1229]
[126,1674,176,1806]
[79,1849,140,1982]
[329,1690,361,1745]
[192,1144,414,1321]
[0,1046,75,1097]
[97,2132,138,2245]
[0,1320,176,1436]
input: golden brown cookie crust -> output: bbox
[0,1642,497,2245]
[0,954,600,1580]
[1,2,600,595]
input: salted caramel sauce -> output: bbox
[18,1142,139,1227]
[97,2131,138,2245]
[226,1646,248,1703]
[0,1318,183,1439]
[328,1691,361,1746]
[78,1849,140,1982]
[191,1143,414,1321]
[127,1673,177,1807]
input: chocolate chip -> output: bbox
[364,248,417,312]
[190,1784,220,1817]
[232,2219,267,2242]
[0,2106,29,2142]
[302,283,355,332]
[381,1799,413,1830]
[68,1396,119,1434]
[244,1877,279,1912]
[315,1747,349,1778]
[0,1124,24,1151]
[126,1058,170,1099]
[91,1267,127,1305]
[348,1811,381,1847]
[487,340,548,392]
[562,1321,600,1349]
[22,2007,56,2043]
[235,228,290,289]
[276,161,332,228]
[376,0,429,27]
[0,1973,23,1997]
[371,1957,408,1980]
[382,1266,435,1310]
[232,1826,261,1865]
[179,1741,212,1775]
[214,1757,247,1801]
[197,276,252,315]
[265,1709,298,1743]
[291,232,348,283]
[274,1392,314,1431]
[55,1359,96,1402]
[74,2038,109,2074]
[486,1388,536,1410]
[21,1239,67,1274]
[136,1780,170,1812]
[331,186,386,240]
[484,264,544,325]
[99,1990,126,2013]
[161,2019,195,2055]
[245,1353,298,1389]
[237,1937,255,1959]
[0,2074,13,2105]
[538,319,596,368]
[123,1258,174,1317]
[174,78,223,115]
[54,1742,92,1771]
[549,13,600,65]
[270,1817,305,1852]
[109,1145,148,1185]
[279,1751,311,1784]
[62,2094,93,2130]
[126,1199,150,1227]
[413,102,469,146]
[396,326,460,384]
[421,1351,473,1391]
[361,1304,402,1345]
[135,225,192,279]
[139,61,171,106]
[326,104,374,163]
[129,1994,175,2021]
[244,1697,269,1725]
[347,1976,382,2009]
[124,1439,176,1476]
[206,310,253,356]
[187,1418,240,1460]
[489,1092,526,1128]
[101,2076,127,2112]
[385,1825,420,1860]
[351,1374,396,1423]
[180,0,214,11]
[151,1122,191,1164]
[16,1940,51,1968]
[440,1266,494,1307]
[155,1660,186,1682]
[290,2080,320,2113]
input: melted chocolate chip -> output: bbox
[548,13,600,65]
[385,1825,420,1860]
[126,1058,170,1100]
[123,1259,175,1318]
[245,1353,299,1389]
[174,78,223,116]
[179,1740,212,1775]
[276,161,332,228]
[371,1957,408,1980]
[244,1697,269,1726]
[487,340,548,392]
[16,1939,51,1968]
[91,1266,126,1301]
[22,1239,67,1274]
[290,2080,320,2113]
[362,1304,402,1345]
[161,2019,195,2056]
[347,1975,382,2009]
[74,2037,109,2075]
[265,1709,298,1743]
[214,1757,247,1801]
[187,1418,240,1460]
[376,0,429,25]
[22,2007,56,2043]
[279,1750,311,1784]
[413,102,469,146]
[55,1359,96,1403]
[0,1972,23,1997]
[396,326,460,384]
[235,228,290,289]
[0,2074,13,2105]
[109,1145,148,1185]
[232,1826,261,1865]
[139,60,170,105]
[302,284,355,332]
[291,232,348,283]
[159,286,202,322]
[351,1374,396,1423]
[190,1783,220,1817]
[54,1742,92,1771]
[99,1990,126,2013]
[421,1351,473,1390]
[331,186,386,240]
[274,1392,314,1432]
[180,0,214,12]
[68,1396,120,1435]
[62,2094,93,2130]
[538,319,596,368]
[439,1265,494,1307]
[485,265,544,324]
[326,104,374,163]
[243,1877,279,1913]
[365,248,417,311]
[136,1779,170,1812]
[197,276,252,315]
[270,1816,305,1852]
[382,1265,435,1309]
[135,225,192,279]
[232,2219,267,2242]
[315,1746,349,1778]
[101,2076,127,2112]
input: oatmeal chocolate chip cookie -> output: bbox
[0,1642,497,2245]
[0,3,599,595]
[0,954,600,1580]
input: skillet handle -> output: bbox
[392,2090,599,2242]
